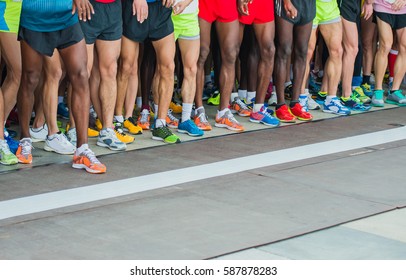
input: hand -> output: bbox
[133,0,148,23]
[284,1,297,19]
[173,0,191,15]
[72,0,94,22]
[392,0,406,11]
[361,3,373,20]
[162,0,175,8]
[237,0,250,16]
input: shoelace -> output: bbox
[167,109,178,122]
[350,94,362,104]
[113,125,126,137]
[197,112,209,123]
[82,149,101,164]
[0,140,13,155]
[224,111,240,124]
[300,96,309,111]
[156,126,172,138]
[20,140,33,156]
[235,98,249,110]
[362,83,371,91]
[140,109,150,123]
[331,98,346,108]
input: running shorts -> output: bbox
[198,0,238,23]
[18,22,84,57]
[313,0,341,27]
[239,0,274,25]
[275,0,316,26]
[80,0,122,44]
[123,0,173,42]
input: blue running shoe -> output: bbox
[57,102,69,119]
[178,119,204,137]
[323,97,351,115]
[340,95,371,111]
[360,83,373,97]
[250,105,280,127]
[4,129,18,154]
[315,91,327,105]
[309,76,321,94]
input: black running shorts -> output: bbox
[338,0,361,23]
[275,0,316,26]
[18,22,84,57]
[122,0,173,43]
[374,11,406,30]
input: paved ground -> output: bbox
[0,106,405,260]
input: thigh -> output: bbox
[178,38,200,68]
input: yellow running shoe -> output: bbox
[114,123,134,144]
[123,117,143,135]
[95,118,103,131]
[169,101,182,114]
[66,123,99,137]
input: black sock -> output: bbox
[289,100,299,108]
[362,75,371,85]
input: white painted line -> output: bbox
[0,126,405,221]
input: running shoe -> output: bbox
[386,90,406,106]
[72,148,106,174]
[169,101,182,114]
[66,127,77,146]
[152,126,181,144]
[284,84,293,100]
[275,104,296,123]
[289,103,313,121]
[97,128,127,151]
[16,138,33,164]
[203,81,215,101]
[249,105,280,127]
[4,129,19,154]
[304,93,321,110]
[193,108,212,131]
[137,109,151,130]
[268,92,277,106]
[215,109,244,131]
[178,119,204,137]
[66,123,99,138]
[309,76,321,94]
[299,94,310,112]
[123,117,143,135]
[29,124,48,142]
[114,123,134,144]
[0,139,18,165]
[352,87,371,104]
[371,89,385,107]
[207,91,220,106]
[230,97,251,117]
[360,83,373,97]
[315,91,327,104]
[57,102,69,119]
[95,118,103,131]
[323,97,351,115]
[166,109,179,128]
[340,95,371,111]
[44,132,76,155]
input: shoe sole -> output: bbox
[151,136,181,144]
[177,129,204,137]
[123,128,143,135]
[249,119,279,127]
[0,160,18,165]
[96,141,127,151]
[371,102,384,107]
[322,109,351,116]
[385,100,406,106]
[72,163,106,174]
[44,144,75,155]
[214,123,244,131]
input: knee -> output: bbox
[377,41,391,55]
[329,45,343,60]
[260,43,275,64]
[70,67,89,87]
[222,44,239,65]
[159,60,175,78]
[183,63,198,79]
[22,70,41,90]
[100,61,118,81]
[118,57,135,78]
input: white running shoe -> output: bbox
[268,92,277,106]
[44,133,76,154]
[66,127,77,147]
[29,124,48,142]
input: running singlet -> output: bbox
[174,0,198,14]
[374,0,406,14]
[0,0,22,33]
[20,0,78,32]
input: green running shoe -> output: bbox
[207,91,220,106]
[352,87,371,104]
[385,90,406,106]
[0,139,18,165]
[152,126,181,144]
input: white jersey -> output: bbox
[174,0,198,15]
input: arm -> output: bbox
[392,0,406,12]
[72,0,94,22]
[237,0,250,16]
[283,0,297,19]
[361,0,374,20]
[133,0,148,23]
[172,0,193,15]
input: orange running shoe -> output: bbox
[230,97,251,117]
[166,109,179,128]
[215,109,244,131]
[275,104,296,123]
[289,103,313,121]
[137,109,151,130]
[194,111,212,131]
[72,148,106,174]
[16,138,33,164]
